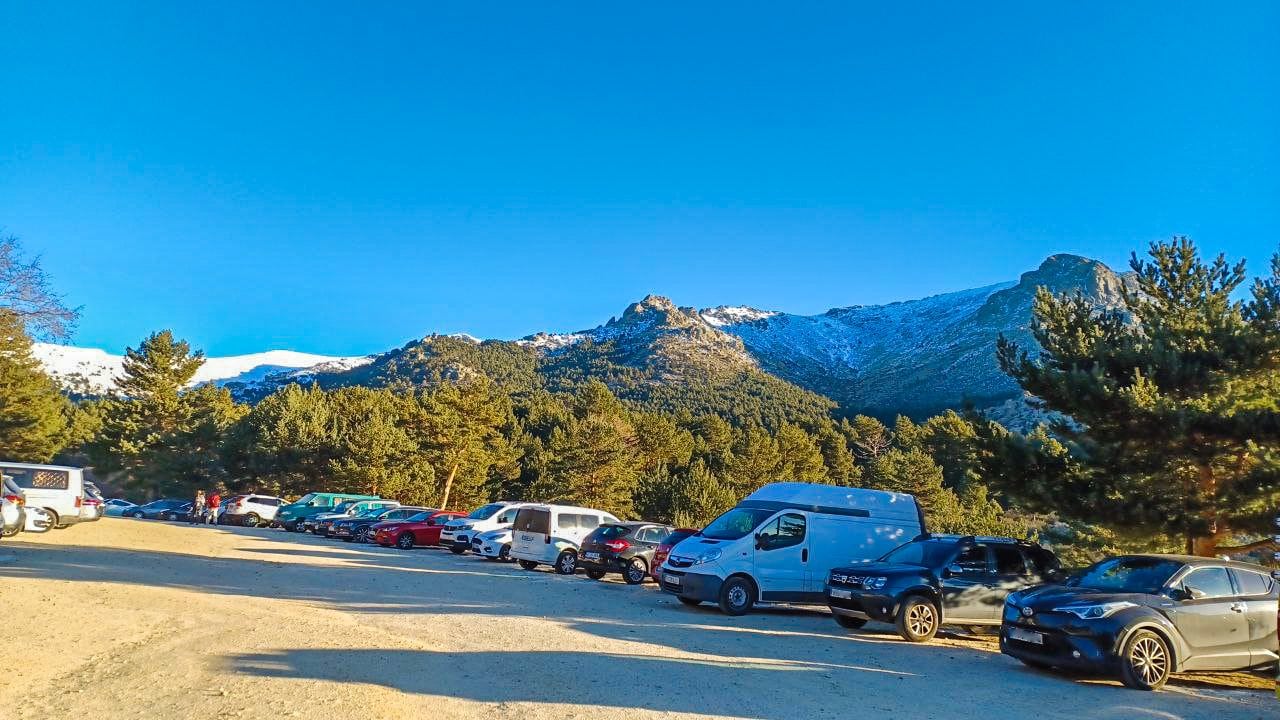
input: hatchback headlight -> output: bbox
[1051,601,1136,619]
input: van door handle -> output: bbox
[801,549,808,563]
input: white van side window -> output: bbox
[5,467,69,490]
[757,513,806,550]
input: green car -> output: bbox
[276,492,381,532]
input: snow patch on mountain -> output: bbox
[700,306,779,327]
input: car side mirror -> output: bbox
[1182,584,1206,601]
[943,564,964,577]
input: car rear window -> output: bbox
[4,467,70,490]
[513,508,550,534]
[588,525,631,542]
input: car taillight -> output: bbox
[3,494,22,506]
[604,539,631,552]
[75,495,82,507]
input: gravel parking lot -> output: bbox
[0,520,1273,720]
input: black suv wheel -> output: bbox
[896,595,939,642]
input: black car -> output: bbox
[579,522,675,585]
[332,506,428,543]
[826,534,1062,642]
[128,499,192,521]
[1001,554,1280,690]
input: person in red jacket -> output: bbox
[205,491,220,525]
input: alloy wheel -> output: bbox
[1130,636,1169,686]
[907,603,936,637]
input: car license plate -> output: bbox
[584,552,600,560]
[1008,627,1043,645]
[830,588,853,600]
[663,573,681,586]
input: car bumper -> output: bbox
[999,622,1118,672]
[659,569,722,602]
[579,552,630,574]
[825,586,899,623]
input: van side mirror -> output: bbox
[754,533,766,550]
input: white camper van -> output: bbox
[0,463,87,529]
[659,482,924,615]
[509,504,620,575]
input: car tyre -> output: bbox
[554,550,578,575]
[895,595,939,642]
[623,558,648,585]
[498,545,511,562]
[677,597,702,607]
[834,614,868,630]
[242,513,260,528]
[1119,629,1171,691]
[718,575,756,616]
[131,510,145,519]
[586,569,606,580]
[450,545,466,555]
[395,533,415,550]
[518,559,538,571]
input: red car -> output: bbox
[650,527,698,582]
[373,509,464,550]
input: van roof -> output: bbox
[0,462,83,471]
[742,482,923,525]
[515,503,617,515]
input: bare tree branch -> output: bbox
[0,233,81,340]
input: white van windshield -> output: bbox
[467,503,505,520]
[700,507,777,540]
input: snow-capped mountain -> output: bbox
[33,343,373,396]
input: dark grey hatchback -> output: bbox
[579,522,674,585]
[1001,554,1280,690]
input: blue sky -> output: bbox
[2,3,1276,356]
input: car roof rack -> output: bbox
[916,533,1034,546]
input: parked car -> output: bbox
[103,499,138,517]
[1001,554,1280,690]
[651,528,698,582]
[23,505,53,533]
[440,501,524,554]
[80,495,104,522]
[471,527,515,561]
[275,492,381,532]
[825,534,1062,641]
[127,498,190,520]
[659,482,924,615]
[1,475,26,538]
[0,462,88,529]
[510,504,620,575]
[308,499,400,536]
[579,521,675,585]
[373,509,464,549]
[333,506,428,543]
[218,494,284,527]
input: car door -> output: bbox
[941,544,995,621]
[1227,568,1280,666]
[1169,566,1252,670]
[753,512,808,601]
[984,546,1036,622]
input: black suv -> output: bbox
[1002,554,1280,690]
[579,522,674,585]
[826,534,1061,642]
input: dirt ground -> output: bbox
[0,519,1274,720]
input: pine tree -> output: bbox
[405,377,517,509]
[670,460,737,528]
[774,423,829,483]
[0,309,71,460]
[998,238,1280,553]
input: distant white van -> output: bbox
[510,504,620,575]
[440,501,525,554]
[0,462,87,529]
[660,482,924,615]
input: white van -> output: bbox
[0,463,87,529]
[509,504,620,575]
[440,501,524,554]
[659,482,924,615]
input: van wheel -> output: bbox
[518,560,538,571]
[242,513,260,528]
[586,569,606,580]
[396,533,415,550]
[896,596,939,642]
[1119,630,1171,690]
[678,597,702,607]
[835,614,868,630]
[555,550,578,575]
[623,558,648,585]
[718,576,756,616]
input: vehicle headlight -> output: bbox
[864,576,888,591]
[691,548,722,565]
[1051,601,1136,620]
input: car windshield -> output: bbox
[467,503,504,520]
[1072,557,1183,594]
[879,540,958,567]
[332,501,356,514]
[699,508,777,540]
[293,493,317,506]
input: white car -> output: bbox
[23,506,53,533]
[1,498,22,538]
[509,504,620,575]
[440,501,524,554]
[218,495,285,527]
[471,527,515,561]
[103,499,138,517]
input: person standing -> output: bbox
[205,491,220,525]
[189,489,206,525]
